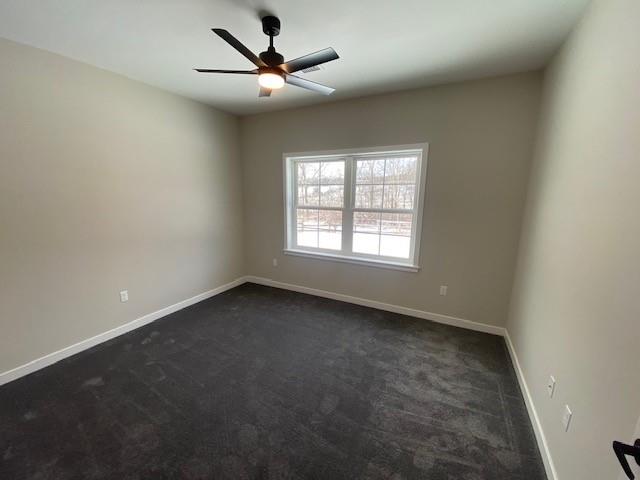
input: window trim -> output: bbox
[283,143,429,271]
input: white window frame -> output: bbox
[283,143,429,272]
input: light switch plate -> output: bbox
[562,405,572,432]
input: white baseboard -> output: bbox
[0,277,247,386]
[244,275,505,336]
[504,330,558,480]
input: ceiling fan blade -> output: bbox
[285,74,335,96]
[280,47,339,74]
[194,69,258,74]
[212,28,266,67]
[258,87,272,97]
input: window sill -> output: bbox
[283,249,420,272]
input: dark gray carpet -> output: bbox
[0,283,546,479]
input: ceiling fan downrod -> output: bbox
[259,16,284,67]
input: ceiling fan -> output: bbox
[195,15,339,97]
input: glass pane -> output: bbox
[384,156,417,183]
[380,213,412,258]
[356,159,385,184]
[353,211,381,234]
[353,233,380,255]
[354,185,383,209]
[381,213,413,236]
[296,209,318,248]
[380,235,410,258]
[320,161,345,185]
[297,162,319,185]
[297,185,319,206]
[382,184,415,209]
[320,185,344,207]
[318,210,342,250]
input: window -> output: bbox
[284,144,428,271]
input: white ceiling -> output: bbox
[0,0,589,115]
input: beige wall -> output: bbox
[0,39,244,373]
[507,1,640,479]
[240,72,542,327]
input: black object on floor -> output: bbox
[0,283,547,479]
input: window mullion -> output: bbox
[342,156,354,254]
[316,209,320,249]
[378,159,388,255]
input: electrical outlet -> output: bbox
[120,290,129,303]
[547,375,556,398]
[562,405,572,432]
[272,258,278,267]
[439,285,448,296]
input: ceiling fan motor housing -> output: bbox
[259,47,284,67]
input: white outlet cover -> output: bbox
[562,405,572,432]
[547,375,556,398]
[439,285,448,296]
[120,290,129,303]
[272,258,278,267]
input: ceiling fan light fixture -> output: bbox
[258,71,285,89]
